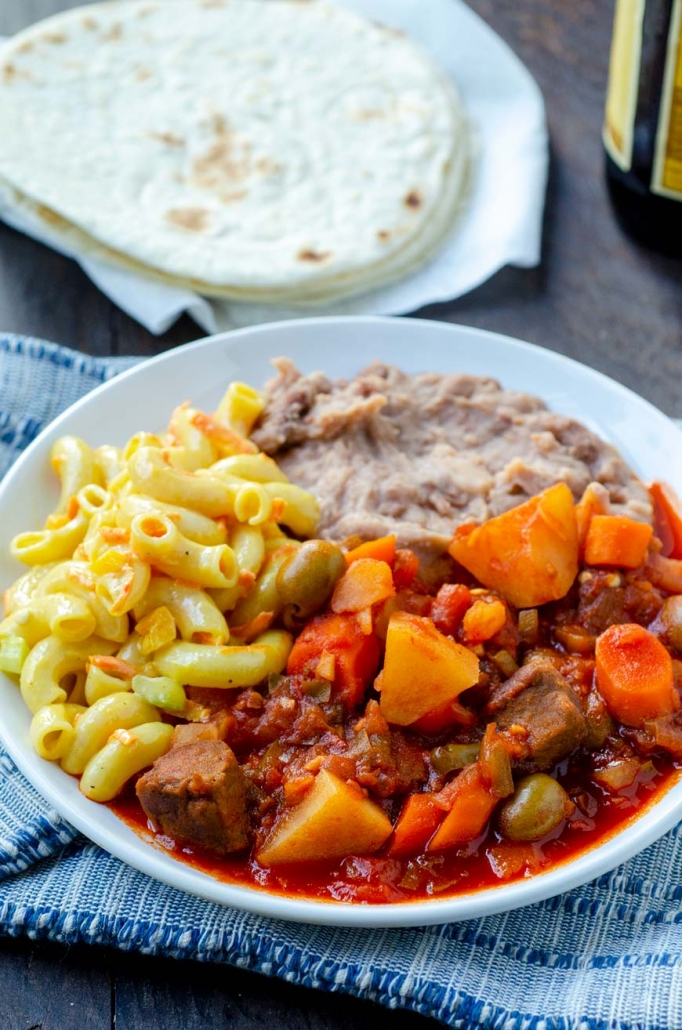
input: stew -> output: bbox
[111,482,682,904]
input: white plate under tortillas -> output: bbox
[0,0,471,304]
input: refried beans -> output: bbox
[251,359,652,559]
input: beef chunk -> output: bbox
[578,579,625,634]
[486,658,567,713]
[493,663,587,772]
[390,732,429,795]
[136,740,249,854]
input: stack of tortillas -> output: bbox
[0,0,471,305]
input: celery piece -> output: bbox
[0,634,30,676]
[132,673,186,712]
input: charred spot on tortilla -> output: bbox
[297,249,331,263]
[255,156,284,176]
[43,32,67,44]
[404,190,423,209]
[0,64,34,84]
[2,64,16,84]
[212,113,228,136]
[165,207,212,233]
[192,123,253,196]
[377,230,391,242]
[101,22,123,42]
[352,108,388,121]
[149,130,185,147]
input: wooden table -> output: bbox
[0,2,680,1028]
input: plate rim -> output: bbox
[1,314,681,928]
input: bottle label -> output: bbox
[604,0,646,172]
[652,0,682,197]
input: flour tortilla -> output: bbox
[0,0,471,303]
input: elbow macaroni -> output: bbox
[116,493,227,546]
[130,513,239,589]
[11,508,89,566]
[2,379,319,802]
[132,578,229,645]
[154,629,293,689]
[30,702,88,761]
[61,692,161,775]
[215,381,264,437]
[0,592,97,647]
[80,722,174,802]
[20,635,118,713]
[50,436,102,514]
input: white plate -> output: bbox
[0,316,681,928]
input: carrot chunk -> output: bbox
[287,612,380,709]
[575,482,610,555]
[595,623,678,727]
[190,412,257,454]
[388,794,445,857]
[99,527,131,545]
[135,605,176,655]
[428,763,499,851]
[651,482,682,559]
[462,598,507,644]
[344,535,396,568]
[584,515,653,568]
[87,655,137,680]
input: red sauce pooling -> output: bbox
[110,756,680,905]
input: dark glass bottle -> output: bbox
[603,0,682,256]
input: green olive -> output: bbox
[497,774,571,841]
[430,742,480,776]
[277,540,346,623]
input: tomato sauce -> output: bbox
[110,527,682,906]
[110,754,680,904]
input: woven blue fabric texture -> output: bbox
[1,333,682,1030]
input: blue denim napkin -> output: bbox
[1,333,682,1030]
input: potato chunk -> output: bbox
[256,769,392,865]
[379,612,479,726]
[448,483,579,608]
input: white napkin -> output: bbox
[0,0,547,335]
